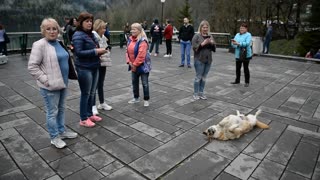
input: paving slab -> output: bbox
[162,149,230,180]
[1,47,320,180]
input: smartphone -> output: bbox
[105,46,112,50]
[203,36,211,39]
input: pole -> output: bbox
[161,2,164,26]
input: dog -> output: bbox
[203,109,269,141]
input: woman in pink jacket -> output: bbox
[126,23,150,107]
[28,18,78,149]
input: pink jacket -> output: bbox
[28,38,66,91]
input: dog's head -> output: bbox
[203,125,218,141]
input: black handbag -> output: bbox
[239,47,247,61]
[4,33,10,44]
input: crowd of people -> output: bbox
[26,10,257,149]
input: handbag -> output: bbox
[137,52,151,73]
[239,47,247,61]
[68,56,78,80]
[4,33,10,44]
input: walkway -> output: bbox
[0,45,320,180]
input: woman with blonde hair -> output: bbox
[191,20,216,100]
[126,23,151,106]
[91,19,113,115]
[28,18,78,148]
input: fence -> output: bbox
[6,31,231,54]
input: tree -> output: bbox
[177,0,192,27]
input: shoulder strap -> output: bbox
[133,38,149,59]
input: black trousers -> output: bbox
[165,39,172,55]
[235,60,250,83]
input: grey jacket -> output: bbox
[192,33,216,63]
[28,38,66,91]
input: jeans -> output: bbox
[40,88,67,139]
[194,60,212,95]
[149,37,160,54]
[165,39,172,55]
[94,66,106,105]
[131,72,150,100]
[263,38,271,53]
[180,40,191,65]
[76,66,99,120]
[235,60,250,83]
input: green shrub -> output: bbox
[297,31,320,56]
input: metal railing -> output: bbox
[5,31,231,54]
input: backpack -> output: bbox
[127,38,152,73]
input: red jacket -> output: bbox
[164,24,173,40]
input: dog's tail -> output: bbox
[255,109,262,117]
[256,120,269,129]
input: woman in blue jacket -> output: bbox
[231,23,252,87]
[72,12,107,127]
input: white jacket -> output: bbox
[93,31,112,67]
[28,38,66,90]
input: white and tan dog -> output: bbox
[203,109,269,141]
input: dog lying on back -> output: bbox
[203,109,269,141]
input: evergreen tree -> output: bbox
[177,0,193,27]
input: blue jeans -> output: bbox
[180,40,191,65]
[131,72,150,100]
[94,66,106,105]
[40,88,67,139]
[263,38,271,53]
[194,60,212,95]
[149,37,160,54]
[76,66,99,120]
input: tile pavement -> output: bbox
[0,45,320,180]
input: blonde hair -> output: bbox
[93,19,106,32]
[197,20,211,34]
[40,18,61,36]
[131,23,147,40]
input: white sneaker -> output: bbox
[60,131,78,139]
[169,54,172,57]
[144,101,149,107]
[199,95,207,100]
[51,137,66,149]
[193,95,200,100]
[128,98,140,104]
[92,106,99,115]
[97,102,113,111]
[164,54,170,57]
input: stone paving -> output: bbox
[0,44,320,180]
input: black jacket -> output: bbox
[178,24,194,41]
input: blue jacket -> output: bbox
[231,32,252,60]
[72,31,100,69]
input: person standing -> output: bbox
[178,17,194,68]
[230,23,252,87]
[0,24,8,55]
[262,24,272,54]
[126,23,150,107]
[72,12,107,127]
[149,19,162,57]
[28,18,78,149]
[92,19,113,115]
[192,20,216,100]
[164,19,173,57]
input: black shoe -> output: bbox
[230,82,240,84]
[244,83,249,87]
[187,65,192,68]
[179,64,184,67]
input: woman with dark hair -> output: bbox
[66,17,77,43]
[72,12,107,127]
[230,23,252,87]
